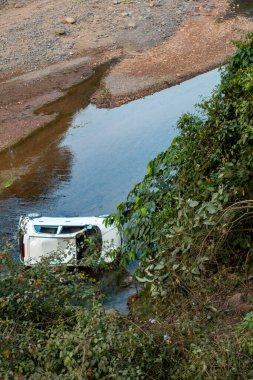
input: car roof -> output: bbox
[25,216,102,226]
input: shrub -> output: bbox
[107,33,253,296]
[0,249,169,379]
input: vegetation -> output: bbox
[2,33,253,379]
[108,33,253,296]
[0,247,169,379]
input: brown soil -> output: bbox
[0,52,119,152]
[0,0,253,152]
[95,0,253,106]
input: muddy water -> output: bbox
[230,0,253,19]
[0,69,220,240]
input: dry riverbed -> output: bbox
[0,0,253,152]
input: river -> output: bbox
[227,0,253,19]
[0,68,221,242]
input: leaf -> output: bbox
[188,200,199,208]
[147,163,153,175]
[160,273,169,281]
[203,220,216,226]
[1,177,14,188]
[191,267,200,275]
[64,356,71,367]
[154,262,165,270]
[198,256,209,263]
[135,276,153,283]
[206,203,217,214]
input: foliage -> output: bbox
[107,33,253,295]
[128,271,253,380]
[1,248,252,380]
[0,249,169,379]
[77,232,105,269]
[238,311,253,356]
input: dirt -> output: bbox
[0,0,253,152]
[0,0,189,81]
[96,0,253,106]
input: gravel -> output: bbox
[0,0,191,80]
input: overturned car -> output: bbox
[18,214,121,266]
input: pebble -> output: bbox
[122,11,132,17]
[64,17,76,24]
[0,0,190,78]
[128,22,137,29]
[54,28,66,36]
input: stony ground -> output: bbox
[100,0,253,106]
[0,0,253,152]
[0,0,189,81]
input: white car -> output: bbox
[18,214,121,266]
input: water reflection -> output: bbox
[0,143,72,200]
[0,68,221,239]
[230,0,253,19]
[0,63,110,200]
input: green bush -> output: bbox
[238,311,253,356]
[0,249,169,379]
[107,33,253,296]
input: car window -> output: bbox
[60,226,86,234]
[34,225,59,234]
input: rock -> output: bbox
[128,22,137,29]
[226,292,253,315]
[206,305,218,313]
[227,293,243,308]
[54,28,66,36]
[64,17,76,24]
[122,11,132,17]
[113,0,121,4]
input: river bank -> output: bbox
[0,0,253,152]
[1,34,253,378]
